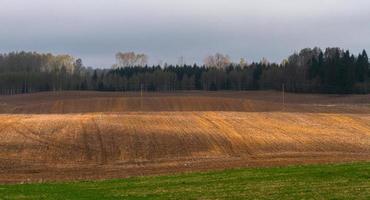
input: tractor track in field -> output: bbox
[10,122,89,154]
[91,116,108,164]
[80,117,94,162]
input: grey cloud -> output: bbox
[0,0,369,67]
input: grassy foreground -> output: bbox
[0,162,369,200]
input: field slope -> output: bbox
[0,91,369,183]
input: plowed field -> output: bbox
[0,91,369,183]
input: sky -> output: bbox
[0,0,370,67]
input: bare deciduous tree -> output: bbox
[115,52,148,68]
[204,53,231,69]
[239,58,247,68]
[178,56,185,66]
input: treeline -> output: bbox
[0,52,85,94]
[0,47,369,95]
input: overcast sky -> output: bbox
[1,0,369,67]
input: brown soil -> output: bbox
[0,91,369,183]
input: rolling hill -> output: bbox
[0,91,369,183]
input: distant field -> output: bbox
[1,90,370,114]
[1,162,369,200]
[0,91,369,183]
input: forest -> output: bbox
[0,47,369,95]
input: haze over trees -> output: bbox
[0,47,369,95]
